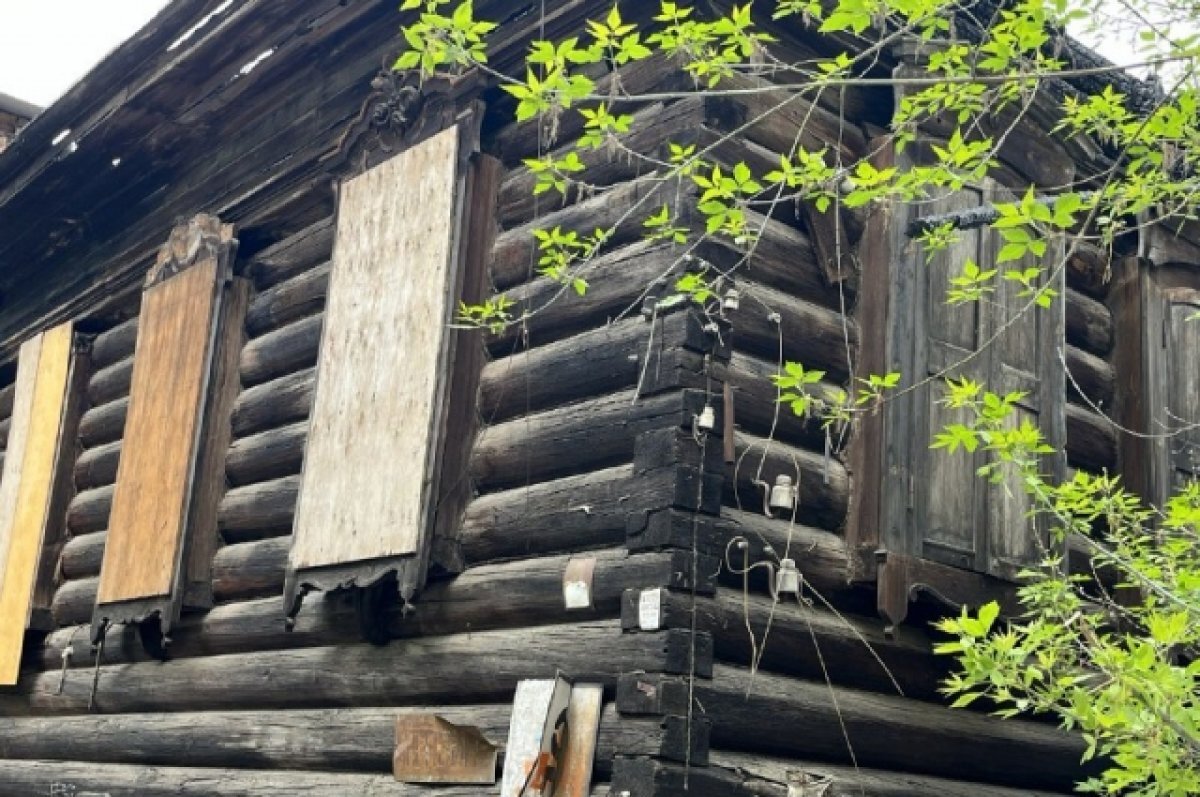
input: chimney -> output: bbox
[0,92,41,154]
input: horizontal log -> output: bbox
[1066,344,1115,411]
[218,475,299,543]
[722,351,843,452]
[498,97,704,229]
[1066,241,1112,298]
[79,395,128,447]
[51,577,97,628]
[3,620,689,715]
[705,72,866,166]
[728,432,850,532]
[698,588,937,699]
[225,421,307,487]
[87,355,133,405]
[43,547,692,670]
[461,463,696,564]
[74,438,121,490]
[66,483,112,536]
[701,663,1086,791]
[727,280,857,383]
[244,261,328,337]
[711,751,1077,797]
[696,208,852,312]
[489,240,683,353]
[91,316,139,369]
[491,177,674,291]
[472,389,710,492]
[0,704,656,778]
[247,216,334,291]
[0,760,603,797]
[230,367,313,438]
[239,313,322,387]
[717,507,853,594]
[59,531,106,580]
[1066,401,1117,473]
[211,536,290,603]
[481,317,646,422]
[1065,287,1113,356]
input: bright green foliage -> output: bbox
[395,0,496,73]
[397,2,1200,792]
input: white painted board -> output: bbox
[291,126,462,571]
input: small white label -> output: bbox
[638,589,663,631]
[563,580,591,610]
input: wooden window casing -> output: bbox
[872,181,1067,626]
[1138,267,1200,509]
[90,216,246,651]
[284,119,496,626]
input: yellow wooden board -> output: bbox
[97,261,221,605]
[0,323,75,685]
[290,125,461,571]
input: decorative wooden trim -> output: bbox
[428,152,501,576]
[876,550,1021,631]
[844,135,896,582]
[285,113,484,637]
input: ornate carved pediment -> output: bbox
[325,67,485,176]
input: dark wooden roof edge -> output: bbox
[0,92,41,122]
[0,0,225,187]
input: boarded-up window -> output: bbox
[286,124,470,614]
[0,323,85,684]
[92,216,244,647]
[882,183,1066,584]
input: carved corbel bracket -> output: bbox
[327,67,487,177]
[145,213,237,288]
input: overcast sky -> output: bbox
[1,0,171,107]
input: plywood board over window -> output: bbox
[91,215,247,654]
[285,120,492,626]
[0,322,88,685]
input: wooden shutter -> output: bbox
[286,124,469,611]
[1163,294,1200,492]
[92,216,242,645]
[884,182,1066,582]
[0,323,84,684]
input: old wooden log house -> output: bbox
[0,0,1194,795]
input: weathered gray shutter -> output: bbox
[891,182,1065,580]
[1164,295,1200,492]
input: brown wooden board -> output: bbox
[393,714,498,784]
[288,124,465,597]
[0,323,77,684]
[95,247,226,623]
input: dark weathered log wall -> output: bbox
[1,29,1108,796]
